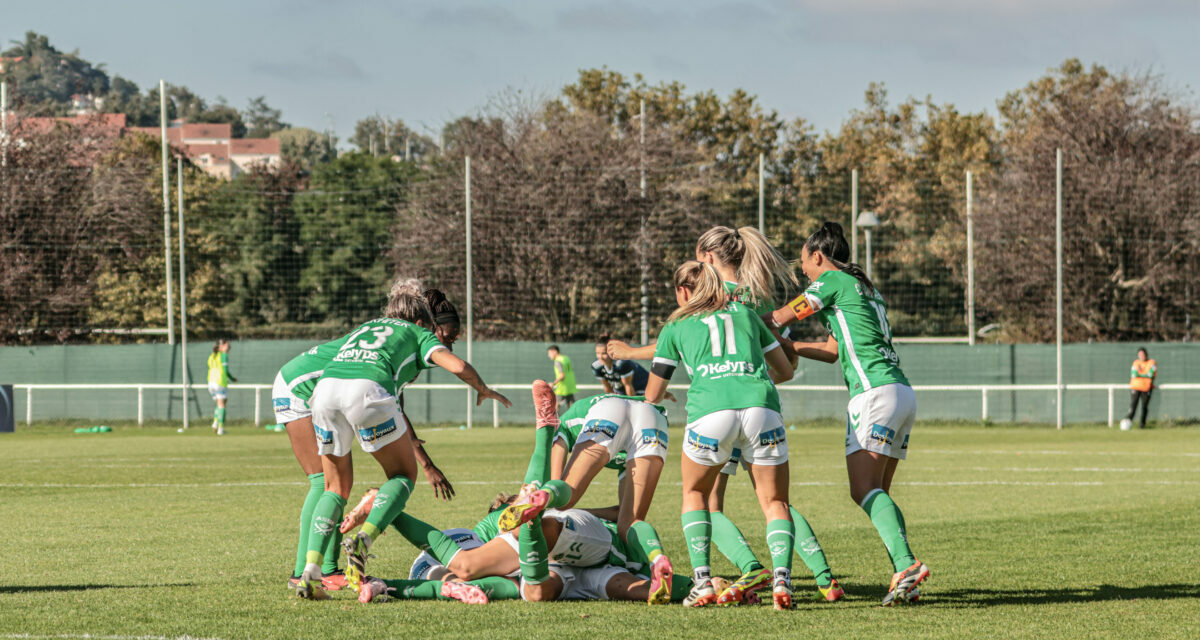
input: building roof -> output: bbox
[180,123,232,140]
[230,138,280,155]
[185,143,230,164]
[16,113,127,135]
[127,126,182,144]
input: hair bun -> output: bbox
[389,277,423,300]
[824,221,844,235]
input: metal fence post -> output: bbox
[851,169,859,263]
[966,170,975,345]
[1055,149,1064,431]
[493,401,499,429]
[254,387,262,427]
[137,386,144,426]
[465,156,473,429]
[1107,387,1114,427]
[981,388,989,422]
[758,153,765,234]
[26,387,32,425]
[160,80,175,345]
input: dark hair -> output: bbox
[595,335,611,346]
[423,288,460,327]
[548,345,560,352]
[212,338,229,353]
[1138,347,1148,356]
[804,221,875,293]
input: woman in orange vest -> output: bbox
[1125,348,1156,429]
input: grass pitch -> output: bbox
[0,420,1197,640]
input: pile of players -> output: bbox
[272,221,929,610]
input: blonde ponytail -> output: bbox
[386,277,434,326]
[695,226,797,307]
[666,261,728,323]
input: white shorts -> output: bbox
[846,383,916,460]
[497,508,615,568]
[522,564,627,601]
[308,377,408,457]
[683,407,788,468]
[575,397,668,462]
[208,383,227,400]
[408,528,484,580]
[271,371,310,424]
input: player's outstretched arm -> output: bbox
[764,345,794,384]
[607,339,656,361]
[783,335,839,364]
[643,373,669,404]
[430,349,513,407]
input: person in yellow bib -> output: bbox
[547,345,576,415]
[207,339,237,436]
[1125,347,1156,429]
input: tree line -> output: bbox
[1,32,1197,343]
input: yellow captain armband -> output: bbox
[769,295,816,327]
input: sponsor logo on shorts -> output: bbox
[901,434,909,450]
[730,447,742,464]
[313,424,334,444]
[272,397,291,411]
[411,558,433,579]
[583,419,618,439]
[640,428,668,447]
[686,430,719,453]
[759,426,786,447]
[358,418,398,444]
[563,518,577,532]
[450,532,475,544]
[869,423,896,446]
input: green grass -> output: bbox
[1,420,1198,639]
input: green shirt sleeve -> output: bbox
[650,323,679,379]
[473,509,502,542]
[416,327,446,369]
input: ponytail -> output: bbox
[696,225,797,306]
[803,222,876,293]
[666,261,728,323]
[423,288,460,328]
[386,277,435,326]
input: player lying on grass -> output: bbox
[645,260,799,610]
[765,222,929,606]
[342,382,689,604]
[497,386,675,595]
[273,288,463,592]
[294,278,512,600]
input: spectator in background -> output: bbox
[547,345,576,414]
[206,339,236,436]
[1126,347,1156,429]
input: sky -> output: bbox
[6,0,1198,145]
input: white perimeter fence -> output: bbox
[14,382,1200,429]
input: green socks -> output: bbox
[860,489,916,573]
[380,577,520,601]
[626,520,665,565]
[540,479,572,509]
[789,505,833,587]
[518,519,550,584]
[390,512,463,565]
[213,407,226,426]
[765,518,795,584]
[361,476,415,541]
[710,511,764,574]
[294,473,325,577]
[681,509,712,581]
[670,574,695,602]
[523,425,555,485]
[305,491,346,567]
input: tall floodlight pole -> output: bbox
[1055,149,1064,430]
[851,169,859,263]
[966,170,975,345]
[639,99,649,345]
[178,157,189,430]
[465,156,473,428]
[160,80,175,345]
[758,153,765,234]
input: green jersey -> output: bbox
[320,318,446,396]
[724,280,773,316]
[278,339,344,402]
[652,302,781,422]
[799,270,909,397]
[473,509,503,543]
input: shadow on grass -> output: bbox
[892,583,1200,607]
[0,583,194,594]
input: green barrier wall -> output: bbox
[1,341,1196,425]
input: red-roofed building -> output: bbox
[126,120,280,179]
